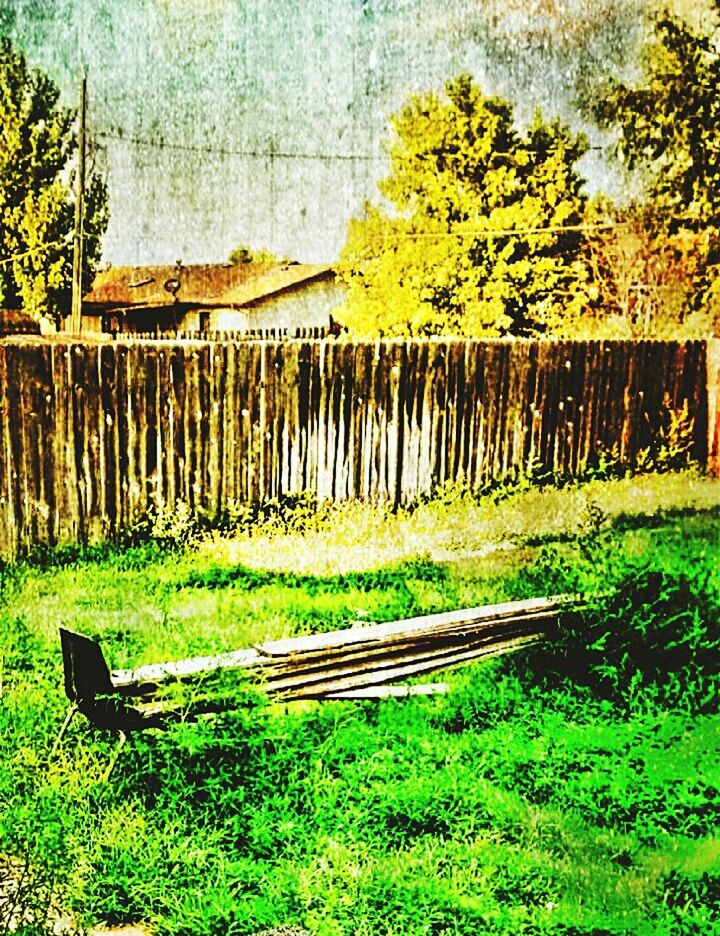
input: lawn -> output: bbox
[1,470,719,935]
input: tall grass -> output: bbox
[0,472,718,935]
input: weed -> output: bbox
[217,491,334,539]
[651,395,697,473]
[0,851,67,936]
[513,565,720,713]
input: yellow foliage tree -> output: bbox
[337,75,591,337]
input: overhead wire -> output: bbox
[383,221,630,239]
[94,127,613,164]
[95,129,384,163]
[0,125,675,270]
[92,127,637,240]
[93,132,631,242]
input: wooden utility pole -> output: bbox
[70,74,87,335]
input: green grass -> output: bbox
[1,470,719,935]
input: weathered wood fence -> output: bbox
[0,337,717,557]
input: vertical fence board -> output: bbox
[708,338,720,475]
[0,346,12,553]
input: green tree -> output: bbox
[228,244,283,265]
[0,37,108,323]
[337,75,591,337]
[588,5,720,325]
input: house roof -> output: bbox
[84,262,335,312]
[0,309,41,335]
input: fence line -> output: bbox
[115,326,332,342]
[0,337,715,557]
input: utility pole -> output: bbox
[70,74,87,335]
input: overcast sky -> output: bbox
[0,0,696,266]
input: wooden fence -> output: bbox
[0,337,716,557]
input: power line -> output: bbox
[95,129,384,163]
[96,129,614,164]
[384,221,630,240]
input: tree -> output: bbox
[337,75,591,337]
[228,244,283,265]
[0,37,108,323]
[580,198,710,337]
[588,5,720,325]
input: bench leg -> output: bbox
[49,704,78,760]
[104,730,127,782]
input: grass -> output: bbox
[1,469,719,935]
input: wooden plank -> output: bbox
[83,343,103,541]
[481,341,501,481]
[259,341,270,500]
[682,340,708,464]
[258,595,570,657]
[236,341,251,501]
[371,339,387,500]
[322,340,333,497]
[429,341,446,489]
[324,683,449,699]
[118,343,133,529]
[578,340,599,470]
[496,341,511,478]
[250,619,552,693]
[98,344,117,536]
[416,341,431,495]
[110,594,569,688]
[197,342,213,512]
[15,345,38,549]
[296,340,311,492]
[265,631,544,699]
[218,340,232,505]
[250,342,263,501]
[209,343,225,514]
[339,341,354,498]
[467,340,483,489]
[557,340,573,472]
[270,342,283,498]
[156,345,172,509]
[566,341,586,474]
[448,340,465,482]
[127,342,146,522]
[186,344,202,509]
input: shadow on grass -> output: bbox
[522,502,720,548]
[178,555,450,597]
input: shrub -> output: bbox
[524,566,720,711]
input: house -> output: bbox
[0,309,41,337]
[80,261,345,336]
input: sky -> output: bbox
[0,0,700,266]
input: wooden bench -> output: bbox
[56,594,576,757]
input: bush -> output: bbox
[522,566,720,711]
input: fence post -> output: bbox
[707,338,720,475]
